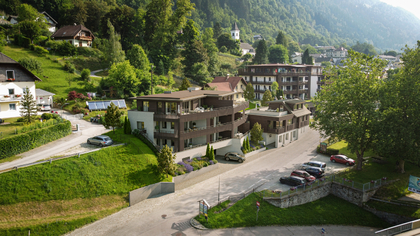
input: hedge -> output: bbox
[0,120,72,159]
[317,146,340,155]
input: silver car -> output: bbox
[224,152,246,163]
[87,135,113,147]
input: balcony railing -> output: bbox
[184,137,231,150]
[0,94,23,102]
[181,121,233,134]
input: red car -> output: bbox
[291,170,316,182]
[330,154,355,166]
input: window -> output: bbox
[288,119,292,125]
[9,104,16,110]
[286,133,289,140]
[6,70,14,79]
[232,33,234,36]
[162,122,167,128]
[279,136,282,142]
[8,89,14,95]
[171,122,175,129]
[171,140,175,146]
[236,85,238,90]
[137,121,145,129]
[143,101,149,111]
[236,94,238,98]
[293,131,296,138]
[158,102,162,108]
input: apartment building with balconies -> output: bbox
[128,89,250,161]
[239,64,323,100]
[247,99,311,148]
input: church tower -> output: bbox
[231,22,240,40]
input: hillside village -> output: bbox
[0,1,419,235]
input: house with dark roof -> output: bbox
[127,84,311,161]
[52,25,95,47]
[0,53,41,118]
[7,12,57,32]
[205,75,247,102]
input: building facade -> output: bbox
[238,64,323,100]
[52,25,95,47]
[0,53,41,118]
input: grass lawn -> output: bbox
[0,129,171,234]
[0,117,25,139]
[246,101,256,110]
[196,194,389,229]
[2,46,99,98]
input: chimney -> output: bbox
[226,74,230,80]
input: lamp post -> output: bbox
[151,64,154,95]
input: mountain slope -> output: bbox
[190,0,420,50]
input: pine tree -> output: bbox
[179,78,192,91]
[253,39,268,64]
[103,102,123,132]
[106,19,125,67]
[157,145,177,177]
[210,146,215,160]
[20,88,37,123]
[124,116,131,134]
[206,143,210,157]
[276,31,288,48]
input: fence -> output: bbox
[211,180,268,209]
[375,219,420,235]
[0,143,126,175]
[132,129,160,154]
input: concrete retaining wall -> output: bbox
[173,163,219,184]
[245,147,267,158]
[129,182,175,206]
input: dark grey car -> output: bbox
[87,135,113,147]
[224,152,246,163]
[279,176,306,187]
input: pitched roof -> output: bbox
[133,90,234,101]
[36,89,55,96]
[212,76,247,90]
[206,82,232,91]
[232,22,239,31]
[240,43,254,50]
[0,18,12,25]
[0,53,41,81]
[52,25,94,39]
[40,11,58,24]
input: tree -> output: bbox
[213,22,222,39]
[276,89,284,100]
[302,49,313,65]
[217,33,239,52]
[268,44,289,64]
[103,102,124,132]
[244,83,254,101]
[271,81,279,98]
[262,90,273,106]
[311,51,387,170]
[275,31,288,48]
[127,44,150,71]
[250,122,263,144]
[375,42,420,173]
[18,58,42,74]
[384,50,398,57]
[191,62,211,85]
[206,143,210,157]
[18,21,42,44]
[202,27,219,76]
[107,61,139,98]
[179,77,191,91]
[288,40,301,58]
[210,146,215,160]
[242,53,252,62]
[157,145,177,178]
[80,69,90,81]
[253,39,268,64]
[124,116,132,134]
[105,20,125,67]
[17,4,39,22]
[20,88,37,123]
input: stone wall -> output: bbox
[363,205,417,225]
[265,182,331,208]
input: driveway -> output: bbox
[0,110,109,171]
[66,129,383,236]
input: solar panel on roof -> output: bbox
[96,102,105,110]
[119,100,127,108]
[111,100,119,107]
[104,101,111,108]
[88,102,97,110]
[87,100,127,110]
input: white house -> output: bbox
[240,43,255,56]
[36,88,55,106]
[52,25,95,47]
[0,53,41,119]
[7,12,57,33]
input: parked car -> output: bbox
[291,170,316,182]
[279,176,306,187]
[224,152,246,163]
[302,166,324,178]
[37,104,51,111]
[301,161,326,171]
[87,135,113,147]
[330,154,355,166]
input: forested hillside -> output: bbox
[190,0,420,51]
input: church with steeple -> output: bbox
[231,22,255,57]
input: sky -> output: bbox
[379,0,420,20]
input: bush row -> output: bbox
[0,120,72,160]
[316,146,340,155]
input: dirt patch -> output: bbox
[53,143,101,157]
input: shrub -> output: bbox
[67,91,84,100]
[14,34,31,48]
[80,69,91,81]
[63,61,75,73]
[33,35,48,46]
[34,45,49,55]
[213,160,218,164]
[209,160,214,165]
[18,58,43,74]
[77,47,103,57]
[0,120,71,159]
[41,113,53,120]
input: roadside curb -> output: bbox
[189,217,207,230]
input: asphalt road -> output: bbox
[66,128,382,236]
[0,111,108,171]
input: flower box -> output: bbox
[6,78,15,81]
[15,95,21,97]
[3,95,10,98]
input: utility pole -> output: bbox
[151,64,154,95]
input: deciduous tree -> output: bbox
[127,44,150,71]
[262,90,273,106]
[311,51,387,170]
[250,122,263,144]
[107,60,139,98]
[268,44,289,64]
[179,78,192,91]
[244,83,254,101]
[275,31,288,48]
